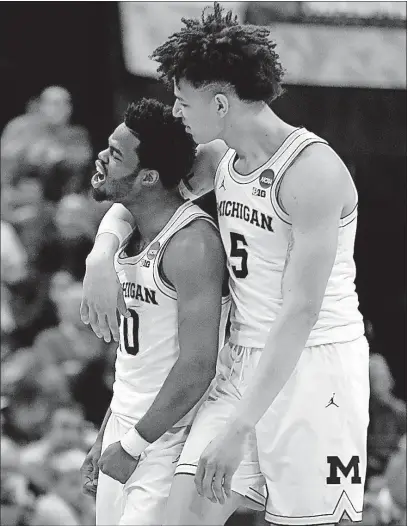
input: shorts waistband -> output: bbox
[227,341,263,353]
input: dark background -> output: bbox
[1,2,406,398]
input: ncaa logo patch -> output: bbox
[259,169,275,189]
[147,241,161,260]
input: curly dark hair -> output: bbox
[124,98,196,189]
[151,2,285,103]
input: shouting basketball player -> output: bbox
[80,98,229,525]
[81,5,369,526]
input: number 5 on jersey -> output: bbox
[230,232,248,278]
[120,309,140,355]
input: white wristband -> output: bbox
[120,428,150,458]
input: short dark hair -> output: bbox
[151,2,285,103]
[124,98,196,189]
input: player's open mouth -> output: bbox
[91,162,106,189]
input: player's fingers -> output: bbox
[80,300,90,324]
[223,469,233,499]
[194,459,206,496]
[117,290,130,318]
[88,309,103,339]
[92,462,99,486]
[106,308,120,343]
[97,313,112,343]
[212,469,226,505]
[83,479,97,497]
[201,463,217,503]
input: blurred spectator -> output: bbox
[1,219,28,284]
[1,396,9,434]
[30,194,96,280]
[30,449,95,526]
[5,272,58,350]
[1,220,29,341]
[49,270,76,306]
[71,344,116,427]
[361,436,407,526]
[20,404,87,494]
[34,281,106,373]
[2,349,71,444]
[1,85,92,199]
[384,434,407,522]
[367,353,406,480]
[1,437,34,526]
[1,175,56,267]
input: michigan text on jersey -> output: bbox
[217,200,274,232]
[122,282,158,304]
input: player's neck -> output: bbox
[126,192,184,244]
[223,106,297,167]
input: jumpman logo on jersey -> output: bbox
[326,393,339,408]
[219,177,227,191]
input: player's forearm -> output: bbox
[135,358,215,443]
[231,306,318,431]
[96,203,135,245]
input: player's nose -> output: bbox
[98,148,109,163]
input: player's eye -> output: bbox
[109,148,121,161]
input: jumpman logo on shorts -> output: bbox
[219,177,226,191]
[325,393,339,408]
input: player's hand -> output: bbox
[81,251,130,343]
[81,439,103,497]
[98,441,139,485]
[195,424,248,504]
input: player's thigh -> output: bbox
[120,426,189,526]
[165,473,245,526]
[257,337,369,526]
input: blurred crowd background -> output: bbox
[1,2,406,525]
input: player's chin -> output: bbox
[90,186,110,203]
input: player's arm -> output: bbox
[126,221,226,449]
[231,145,347,431]
[179,139,228,200]
[80,203,134,342]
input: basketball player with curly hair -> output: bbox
[80,98,230,525]
[82,5,369,525]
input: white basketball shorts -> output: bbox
[96,413,189,526]
[175,336,370,525]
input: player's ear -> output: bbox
[140,169,160,187]
[214,94,229,117]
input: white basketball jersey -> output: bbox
[214,127,364,348]
[110,201,231,427]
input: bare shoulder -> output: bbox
[280,143,352,213]
[196,140,229,174]
[163,220,225,282]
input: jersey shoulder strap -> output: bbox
[270,130,328,224]
[152,202,218,299]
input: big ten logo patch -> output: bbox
[259,169,275,189]
[326,456,362,484]
[147,241,161,260]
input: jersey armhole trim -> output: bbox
[214,148,234,187]
[153,215,218,300]
[271,138,329,226]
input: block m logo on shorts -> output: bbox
[326,456,362,484]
